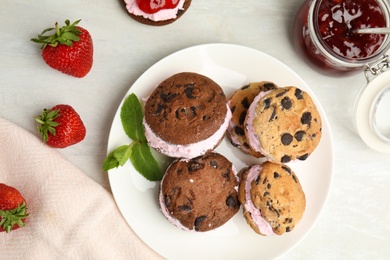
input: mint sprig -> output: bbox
[103,93,163,181]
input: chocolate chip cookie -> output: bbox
[159,152,240,232]
[245,86,322,163]
[238,161,306,235]
[227,81,277,157]
[143,72,230,158]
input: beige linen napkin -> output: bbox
[0,118,162,259]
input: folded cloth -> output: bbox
[0,118,162,259]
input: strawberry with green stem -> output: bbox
[31,19,93,78]
[0,183,29,233]
[35,104,86,148]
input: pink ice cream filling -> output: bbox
[245,90,273,161]
[123,0,186,21]
[244,165,275,236]
[159,159,239,231]
[143,104,232,159]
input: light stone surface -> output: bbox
[1,0,389,259]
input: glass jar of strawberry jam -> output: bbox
[293,0,390,74]
[294,0,390,153]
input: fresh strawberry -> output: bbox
[0,183,29,233]
[136,0,180,14]
[31,19,93,78]
[35,104,86,148]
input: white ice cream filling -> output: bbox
[144,103,232,159]
[245,91,273,160]
[244,165,275,236]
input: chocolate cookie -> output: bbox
[238,162,306,236]
[143,72,230,159]
[245,86,322,163]
[124,0,192,26]
[227,81,277,157]
[159,153,240,232]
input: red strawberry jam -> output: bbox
[293,0,390,73]
[136,0,180,14]
[318,0,386,59]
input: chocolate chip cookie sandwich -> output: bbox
[227,81,277,158]
[245,86,322,163]
[238,161,306,235]
[143,72,231,159]
[123,0,192,26]
[159,153,240,232]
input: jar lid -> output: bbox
[354,69,390,153]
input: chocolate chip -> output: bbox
[294,131,306,141]
[286,226,291,232]
[230,105,236,113]
[295,88,303,100]
[301,112,312,126]
[262,177,268,184]
[274,172,280,179]
[234,126,245,136]
[264,82,276,90]
[292,174,298,183]
[281,133,293,145]
[281,155,291,163]
[188,161,205,173]
[241,97,250,109]
[239,111,246,125]
[202,115,210,121]
[221,169,231,180]
[230,140,239,148]
[194,216,207,230]
[226,195,238,208]
[263,191,270,197]
[281,97,292,110]
[160,92,177,102]
[269,205,280,218]
[267,183,271,189]
[241,84,250,90]
[298,153,309,161]
[179,205,192,212]
[210,160,218,168]
[164,195,171,208]
[184,84,196,99]
[154,103,165,115]
[282,166,291,175]
[255,175,261,185]
[269,106,277,121]
[276,89,288,97]
[264,98,271,109]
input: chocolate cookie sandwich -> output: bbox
[159,153,240,232]
[238,161,306,236]
[123,0,192,26]
[227,81,277,158]
[245,86,322,163]
[143,72,231,159]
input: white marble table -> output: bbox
[1,0,389,259]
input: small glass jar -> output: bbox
[293,0,390,74]
[293,0,390,152]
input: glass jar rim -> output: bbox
[308,0,390,68]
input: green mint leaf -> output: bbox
[130,142,163,181]
[120,93,146,142]
[114,144,133,166]
[103,145,132,171]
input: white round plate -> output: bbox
[107,43,334,260]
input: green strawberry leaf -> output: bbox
[130,142,163,181]
[120,93,146,142]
